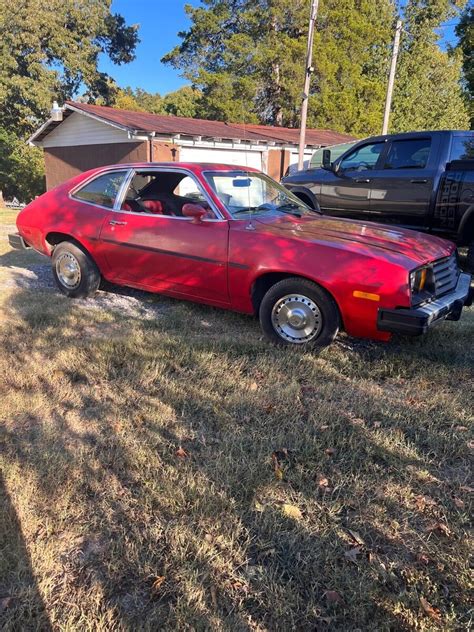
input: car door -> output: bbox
[319,141,386,218]
[99,169,230,305]
[368,136,436,226]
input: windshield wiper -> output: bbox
[233,206,301,217]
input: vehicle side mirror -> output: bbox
[322,149,332,170]
[182,203,207,223]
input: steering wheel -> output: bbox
[355,162,370,172]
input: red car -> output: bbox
[9,162,472,348]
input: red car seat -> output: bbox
[141,199,164,214]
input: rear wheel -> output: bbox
[52,241,100,298]
[259,278,339,349]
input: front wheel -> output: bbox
[52,241,101,298]
[259,278,340,349]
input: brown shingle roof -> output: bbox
[65,101,355,147]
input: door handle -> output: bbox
[410,178,428,184]
[109,220,128,226]
[354,178,370,183]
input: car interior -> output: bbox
[120,171,215,218]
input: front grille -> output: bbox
[432,254,459,297]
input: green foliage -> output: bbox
[0,128,45,202]
[113,86,203,119]
[391,0,470,132]
[455,5,474,128]
[0,0,138,136]
[0,0,138,201]
[162,0,395,134]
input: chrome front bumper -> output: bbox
[377,272,472,336]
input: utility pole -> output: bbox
[298,0,319,171]
[382,19,402,135]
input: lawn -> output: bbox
[0,207,473,631]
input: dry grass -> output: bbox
[1,208,473,631]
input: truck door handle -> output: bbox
[410,178,428,184]
[109,220,128,226]
[354,178,370,183]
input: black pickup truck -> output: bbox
[282,130,474,269]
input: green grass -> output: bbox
[0,211,473,631]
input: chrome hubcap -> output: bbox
[271,294,322,344]
[56,252,81,289]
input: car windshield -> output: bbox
[204,170,318,218]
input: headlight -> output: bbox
[410,266,434,301]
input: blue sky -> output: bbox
[99,0,201,95]
[99,1,462,96]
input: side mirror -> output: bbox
[182,203,207,223]
[322,149,332,170]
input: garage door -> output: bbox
[179,146,262,170]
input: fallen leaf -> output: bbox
[250,382,258,391]
[204,533,213,543]
[453,497,465,509]
[460,485,474,493]
[271,451,287,480]
[372,421,382,428]
[351,418,365,426]
[282,504,303,520]
[320,425,330,431]
[420,597,442,622]
[265,404,275,414]
[467,440,474,450]
[347,529,365,546]
[344,547,362,563]
[323,590,343,604]
[254,501,265,512]
[175,446,188,458]
[427,522,451,537]
[455,425,468,432]
[317,476,329,489]
[416,552,430,565]
[325,448,335,456]
[151,576,165,593]
[415,495,436,511]
[210,585,218,608]
[0,597,12,613]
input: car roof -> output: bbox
[84,162,262,175]
[354,130,472,144]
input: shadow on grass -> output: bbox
[1,281,472,630]
[0,472,52,631]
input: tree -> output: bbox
[455,4,474,128]
[0,0,139,137]
[0,0,138,201]
[0,129,44,202]
[163,86,202,118]
[162,0,396,134]
[390,0,470,132]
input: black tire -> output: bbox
[466,240,474,273]
[259,278,340,349]
[52,241,100,298]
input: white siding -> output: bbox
[41,112,130,147]
[179,146,262,170]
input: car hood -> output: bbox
[254,214,454,267]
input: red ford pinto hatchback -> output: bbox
[10,163,472,348]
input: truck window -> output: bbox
[450,136,474,161]
[338,142,384,172]
[383,139,431,170]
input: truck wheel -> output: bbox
[467,241,474,273]
[259,278,339,349]
[52,241,100,298]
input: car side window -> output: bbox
[383,139,431,170]
[73,171,128,208]
[338,143,384,172]
[449,136,474,161]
